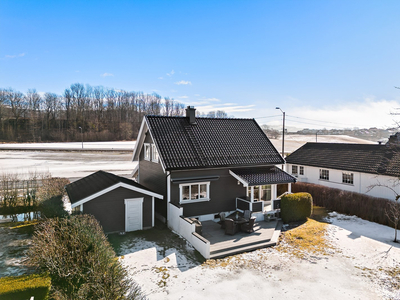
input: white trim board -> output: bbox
[70,182,163,208]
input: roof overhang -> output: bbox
[229,166,296,187]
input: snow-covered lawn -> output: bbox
[121,213,400,300]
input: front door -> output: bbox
[125,198,143,232]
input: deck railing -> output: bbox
[236,197,263,212]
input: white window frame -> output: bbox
[179,181,210,204]
[144,143,151,161]
[342,172,354,185]
[292,165,298,175]
[299,166,304,175]
[319,169,329,181]
[151,144,159,163]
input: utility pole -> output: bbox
[276,107,285,168]
[79,126,83,149]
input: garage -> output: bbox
[65,170,163,233]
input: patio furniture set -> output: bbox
[219,210,257,235]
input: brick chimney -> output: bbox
[186,106,196,125]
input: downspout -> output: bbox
[166,171,171,227]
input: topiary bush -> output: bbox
[281,192,313,223]
[0,273,51,300]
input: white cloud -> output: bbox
[196,104,256,114]
[194,94,200,97]
[5,53,25,58]
[101,73,114,77]
[167,70,175,77]
[175,80,192,85]
[158,77,163,80]
[178,96,189,99]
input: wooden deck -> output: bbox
[201,219,282,259]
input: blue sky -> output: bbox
[1,0,400,130]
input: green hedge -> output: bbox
[281,192,313,223]
[0,273,51,300]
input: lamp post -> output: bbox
[275,107,285,160]
[78,126,83,150]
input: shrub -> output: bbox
[38,195,67,218]
[28,214,145,299]
[292,182,392,227]
[281,192,313,223]
[0,273,51,300]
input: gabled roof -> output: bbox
[65,170,162,205]
[230,166,296,187]
[285,142,400,177]
[142,116,284,171]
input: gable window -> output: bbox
[299,166,304,175]
[319,169,329,181]
[151,144,159,163]
[342,172,354,184]
[180,182,210,203]
[292,165,298,175]
[144,143,151,161]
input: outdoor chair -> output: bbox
[224,219,238,235]
[241,216,256,233]
[219,212,226,229]
[243,210,251,221]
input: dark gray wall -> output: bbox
[82,187,153,233]
[170,168,246,217]
[138,132,167,218]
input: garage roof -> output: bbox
[66,170,163,205]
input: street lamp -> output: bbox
[275,107,285,160]
[78,126,83,150]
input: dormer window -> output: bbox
[144,143,151,161]
[152,144,159,163]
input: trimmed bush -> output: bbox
[0,273,51,300]
[281,192,313,223]
[292,182,393,227]
[38,195,67,218]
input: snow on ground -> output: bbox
[121,214,400,300]
[0,141,136,151]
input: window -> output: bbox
[261,185,271,201]
[299,166,304,175]
[319,169,329,180]
[292,165,298,175]
[342,172,354,184]
[144,143,150,161]
[180,182,210,203]
[151,144,159,163]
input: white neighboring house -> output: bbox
[285,133,400,200]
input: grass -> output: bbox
[0,273,51,300]
[277,218,334,259]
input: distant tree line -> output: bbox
[0,84,204,143]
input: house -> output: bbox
[132,106,296,258]
[65,170,163,233]
[285,133,400,200]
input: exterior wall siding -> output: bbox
[138,132,167,218]
[170,168,247,217]
[287,163,400,200]
[82,187,153,233]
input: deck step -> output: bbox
[210,238,272,255]
[209,240,277,259]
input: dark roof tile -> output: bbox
[285,142,400,177]
[146,116,284,170]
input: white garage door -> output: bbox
[125,198,143,232]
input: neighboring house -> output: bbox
[285,133,400,200]
[131,106,296,257]
[65,170,163,233]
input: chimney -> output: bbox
[186,106,197,125]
